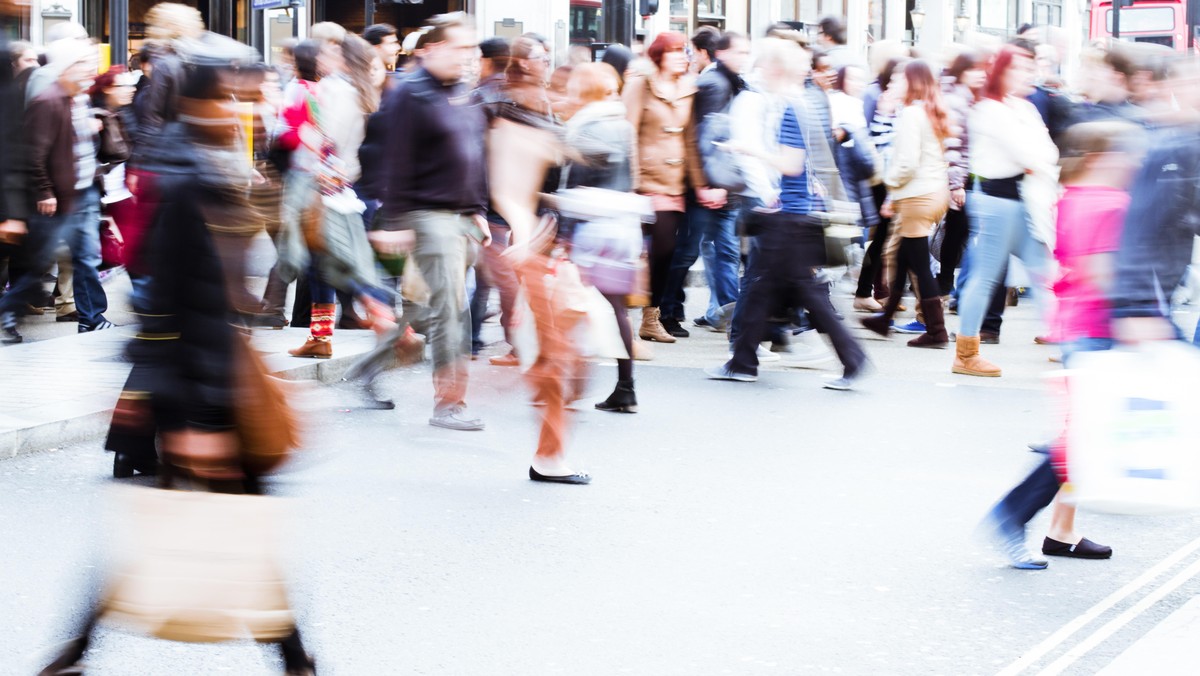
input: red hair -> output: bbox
[983,45,1033,102]
[903,60,951,141]
[646,31,686,69]
[88,65,127,98]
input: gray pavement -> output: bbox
[2,285,1200,675]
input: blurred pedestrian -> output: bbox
[860,60,951,349]
[954,45,1058,377]
[562,62,640,413]
[379,13,490,431]
[623,31,720,343]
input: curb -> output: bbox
[0,330,381,461]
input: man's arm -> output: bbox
[24,95,59,209]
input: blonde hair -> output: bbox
[310,21,348,45]
[568,62,620,106]
[145,3,204,43]
[1058,120,1145,183]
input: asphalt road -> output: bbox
[3,289,1200,675]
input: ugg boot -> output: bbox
[289,303,335,359]
[952,335,1001,377]
[638,306,676,343]
[595,379,637,413]
[908,298,949,348]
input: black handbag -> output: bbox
[97,112,130,164]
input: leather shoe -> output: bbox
[529,466,591,484]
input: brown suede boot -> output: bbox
[289,303,335,359]
[638,306,676,343]
[908,298,949,349]
[952,335,1001,376]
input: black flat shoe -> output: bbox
[529,466,591,485]
[1042,537,1113,559]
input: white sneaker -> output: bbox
[729,345,780,363]
[781,342,835,369]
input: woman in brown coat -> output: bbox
[623,31,724,343]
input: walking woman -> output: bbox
[853,56,907,312]
[937,49,987,300]
[284,36,394,359]
[954,45,1058,377]
[623,31,720,344]
[561,63,641,413]
[489,35,591,483]
[860,60,951,348]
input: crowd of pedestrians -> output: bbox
[4,5,1200,672]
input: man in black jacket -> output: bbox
[379,13,490,431]
[660,31,750,336]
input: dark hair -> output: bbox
[1017,23,1034,35]
[818,16,847,45]
[691,25,720,61]
[647,31,686,69]
[363,23,397,46]
[480,36,510,60]
[946,49,987,84]
[715,31,744,53]
[834,64,864,92]
[293,39,321,82]
[878,56,906,91]
[601,43,634,84]
[1010,37,1038,55]
[88,64,127,105]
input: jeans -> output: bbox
[662,197,741,322]
[0,188,106,326]
[958,191,1051,338]
[727,211,866,377]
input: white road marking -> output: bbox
[1095,596,1200,674]
[1037,555,1200,675]
[996,535,1200,676]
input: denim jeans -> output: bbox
[958,190,1051,338]
[661,197,741,322]
[0,188,106,326]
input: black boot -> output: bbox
[595,380,637,413]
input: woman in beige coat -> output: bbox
[622,31,723,343]
[861,60,952,348]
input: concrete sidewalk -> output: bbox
[0,327,383,459]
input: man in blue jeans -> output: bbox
[659,31,751,336]
[1,40,111,344]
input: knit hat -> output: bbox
[45,38,94,76]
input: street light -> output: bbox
[909,0,925,44]
[955,1,972,37]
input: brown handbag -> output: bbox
[97,111,131,164]
[232,334,300,475]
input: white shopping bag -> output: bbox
[1065,342,1200,514]
[574,286,629,360]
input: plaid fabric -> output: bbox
[71,93,97,190]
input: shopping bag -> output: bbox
[575,285,629,360]
[1064,342,1200,514]
[99,217,125,269]
[102,486,294,643]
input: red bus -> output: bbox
[571,0,603,44]
[1089,0,1200,52]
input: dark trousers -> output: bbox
[889,237,941,308]
[645,210,682,308]
[729,212,866,377]
[937,206,970,296]
[855,183,892,299]
[604,293,633,382]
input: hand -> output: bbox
[1113,317,1177,345]
[367,229,416,255]
[37,198,57,216]
[879,199,895,219]
[473,214,493,247]
[0,219,27,244]
[696,187,727,210]
[126,172,139,194]
[89,118,103,134]
[833,127,848,143]
[950,188,966,210]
